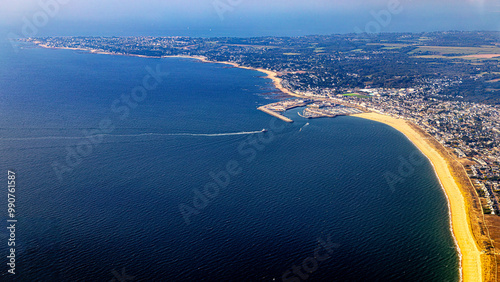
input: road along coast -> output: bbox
[352,112,483,282]
[29,44,490,281]
[194,50,488,281]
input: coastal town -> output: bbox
[332,88,500,216]
[23,33,500,216]
[22,33,500,280]
[257,89,500,216]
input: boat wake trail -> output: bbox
[0,131,264,141]
[166,130,264,137]
[299,123,310,132]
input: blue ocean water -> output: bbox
[0,39,458,281]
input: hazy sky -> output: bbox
[2,0,499,37]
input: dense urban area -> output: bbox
[24,31,500,215]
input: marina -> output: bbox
[257,99,312,123]
[259,99,363,121]
[299,102,363,119]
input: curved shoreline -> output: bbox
[163,55,305,98]
[30,43,305,98]
[351,113,483,282]
[32,44,485,281]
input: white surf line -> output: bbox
[0,131,264,141]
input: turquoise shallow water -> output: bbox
[0,39,458,281]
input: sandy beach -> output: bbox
[352,112,483,282]
[178,53,492,281]
[35,43,162,58]
[31,43,302,99]
[31,43,488,280]
[169,56,305,98]
[195,50,489,280]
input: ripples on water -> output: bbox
[0,42,458,281]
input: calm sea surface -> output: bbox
[0,39,458,281]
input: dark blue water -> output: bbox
[0,39,458,281]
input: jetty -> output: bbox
[258,107,294,123]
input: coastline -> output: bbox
[31,43,488,280]
[351,112,483,282]
[163,55,305,98]
[34,42,165,58]
[30,43,305,99]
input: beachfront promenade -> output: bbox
[353,112,483,282]
[26,42,491,280]
[258,96,485,281]
[258,98,484,281]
